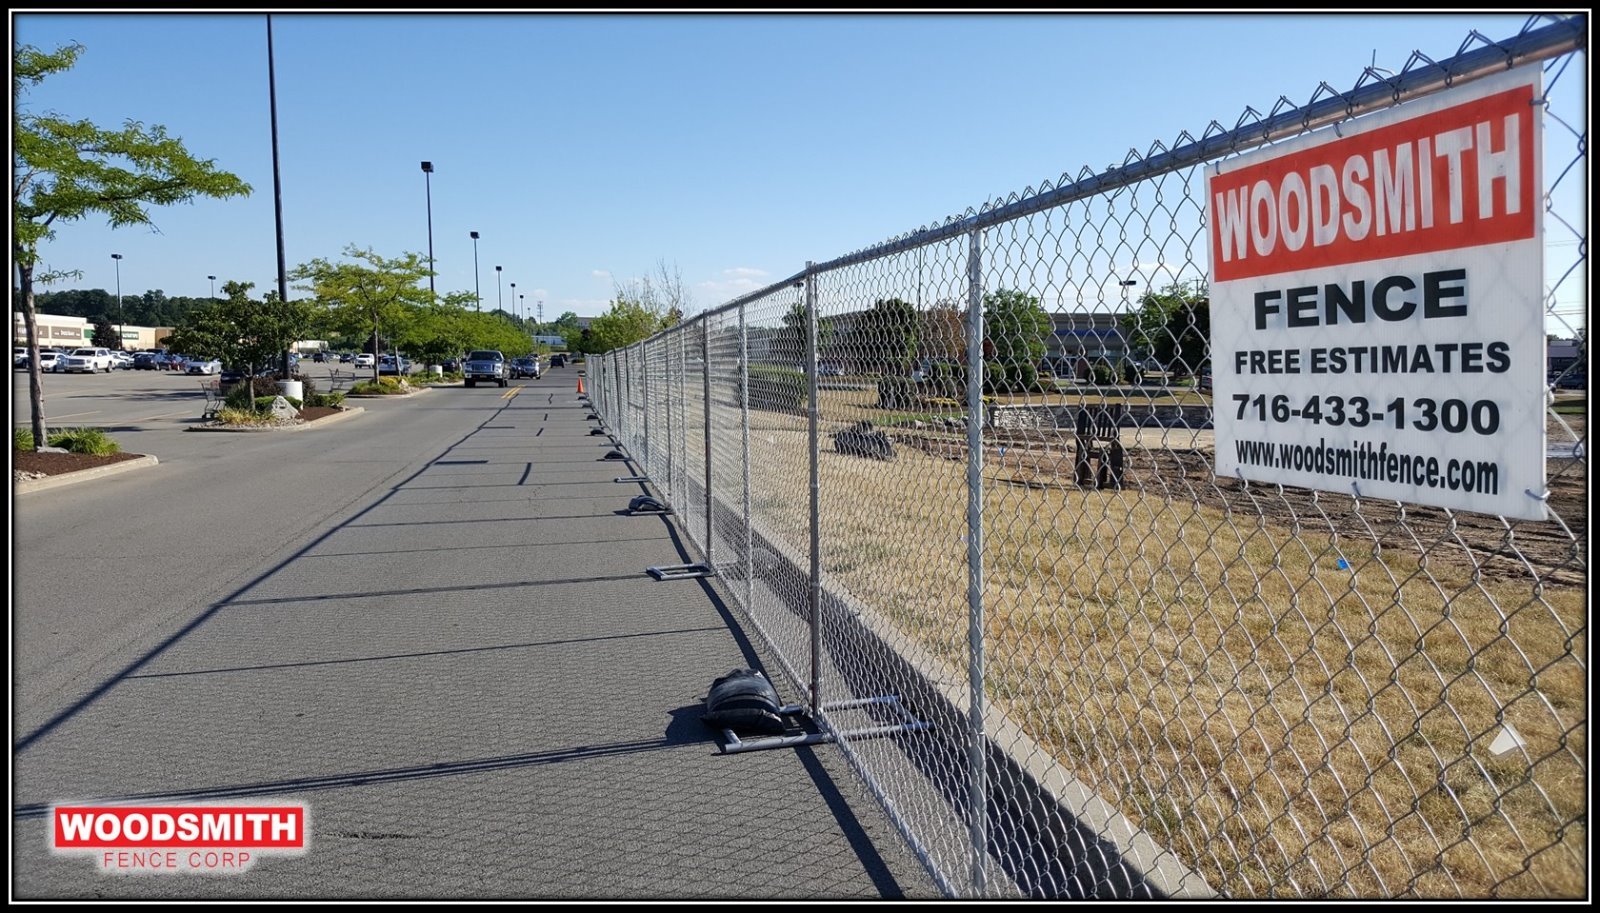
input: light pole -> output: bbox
[495,265,502,313]
[421,161,436,298]
[1118,279,1139,374]
[208,275,217,299]
[111,254,124,349]
[510,282,517,324]
[519,293,525,330]
[470,231,481,311]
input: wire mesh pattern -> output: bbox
[589,16,1586,899]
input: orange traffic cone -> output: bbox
[576,376,586,395]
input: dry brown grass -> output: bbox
[739,405,1586,899]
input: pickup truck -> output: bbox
[464,350,508,388]
[59,347,116,374]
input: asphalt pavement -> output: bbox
[11,366,935,899]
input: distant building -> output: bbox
[13,312,167,349]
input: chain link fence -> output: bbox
[589,15,1586,898]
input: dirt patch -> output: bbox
[297,405,343,422]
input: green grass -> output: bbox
[45,426,122,455]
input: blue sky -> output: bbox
[12,11,1583,334]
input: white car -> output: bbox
[60,347,116,373]
[185,358,222,376]
[354,353,375,368]
[35,350,65,371]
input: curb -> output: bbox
[15,454,160,495]
[185,406,367,433]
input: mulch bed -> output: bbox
[13,450,144,477]
[17,407,350,478]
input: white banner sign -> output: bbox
[1208,66,1546,520]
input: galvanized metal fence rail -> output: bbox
[589,16,1586,899]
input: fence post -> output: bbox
[965,228,988,897]
[702,315,715,569]
[805,262,824,715]
[641,343,651,472]
[665,337,675,500]
[740,300,752,612]
[679,329,688,516]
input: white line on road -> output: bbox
[40,411,102,420]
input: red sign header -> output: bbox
[1210,83,1536,282]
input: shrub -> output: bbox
[742,364,808,414]
[252,395,303,410]
[350,380,406,395]
[306,391,346,408]
[1089,360,1117,386]
[984,360,1043,394]
[46,426,121,455]
[876,375,918,410]
[15,427,35,451]
[377,375,403,389]
[216,407,271,425]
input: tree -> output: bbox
[586,297,676,353]
[982,288,1051,392]
[290,246,433,382]
[922,300,966,362]
[853,297,919,374]
[165,281,320,380]
[1119,282,1211,379]
[14,42,251,448]
[90,315,119,349]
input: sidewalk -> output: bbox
[11,374,935,899]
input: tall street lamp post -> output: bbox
[208,275,216,299]
[470,231,481,311]
[510,282,517,325]
[495,265,503,313]
[111,253,124,349]
[421,161,436,298]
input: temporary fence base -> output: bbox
[613,476,649,483]
[718,696,931,755]
[646,563,715,580]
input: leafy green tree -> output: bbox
[856,297,919,373]
[397,290,476,365]
[165,281,320,379]
[587,297,672,353]
[90,315,119,349]
[982,288,1050,392]
[1119,282,1210,379]
[13,42,251,447]
[290,246,433,382]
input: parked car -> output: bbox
[312,351,327,363]
[464,349,508,388]
[132,352,160,370]
[1552,370,1585,390]
[510,356,541,379]
[339,352,354,363]
[185,358,222,376]
[378,355,411,376]
[155,351,187,371]
[354,353,375,368]
[442,356,462,373]
[818,362,846,377]
[60,347,116,374]
[549,353,568,368]
[35,350,65,372]
[111,350,134,369]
